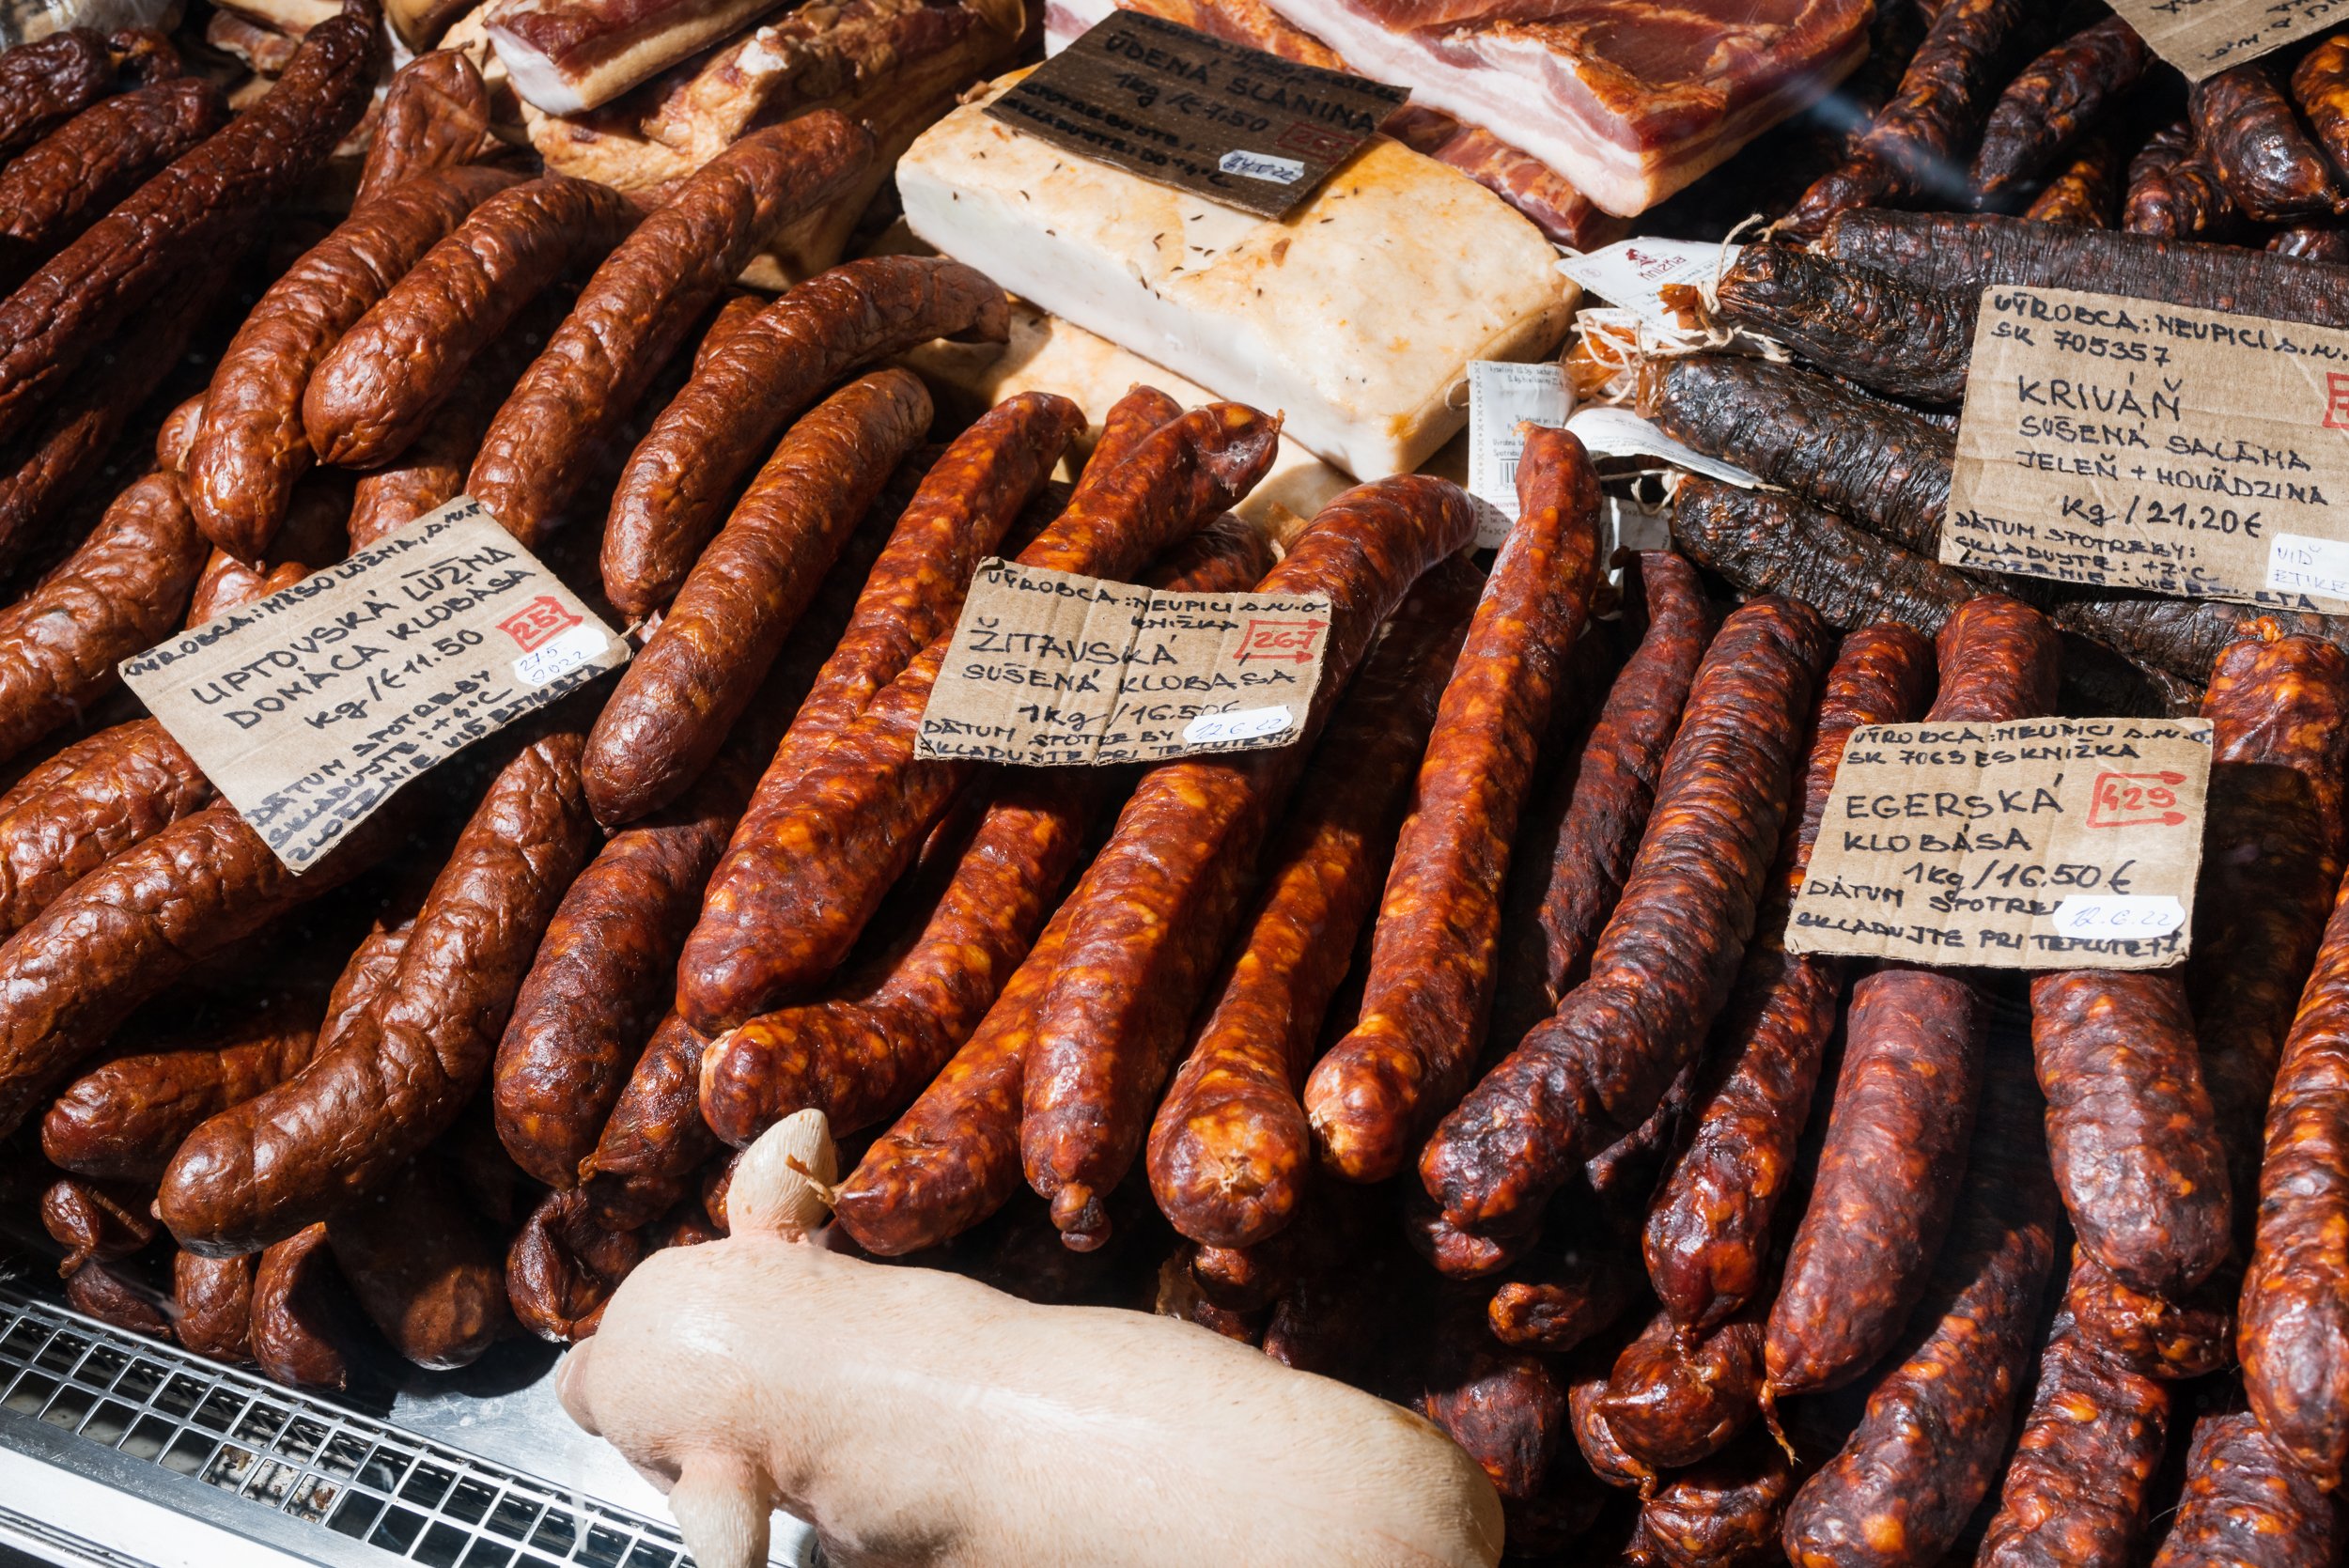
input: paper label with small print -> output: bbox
[917,559,1331,765]
[1467,360,1573,547]
[1554,239,1738,331]
[1785,716,2212,970]
[2105,0,2344,80]
[120,497,627,872]
[985,12,1406,220]
[1946,285,2349,611]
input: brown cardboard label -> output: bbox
[915,558,1331,765]
[119,498,627,872]
[2105,0,2343,80]
[1784,717,2212,970]
[986,12,1407,220]
[1945,285,2349,611]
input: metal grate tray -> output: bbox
[0,1281,708,1568]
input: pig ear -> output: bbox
[668,1451,771,1568]
[726,1110,838,1241]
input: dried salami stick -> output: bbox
[2239,854,2349,1484]
[600,256,1008,619]
[1485,551,1711,1061]
[0,31,123,162]
[2150,1408,2345,1567]
[1976,1251,2171,1568]
[2024,127,2125,227]
[1780,1044,2061,1568]
[1787,0,2039,233]
[352,50,490,203]
[2189,635,2349,1219]
[0,8,380,447]
[1419,597,1831,1242]
[1302,434,1602,1188]
[2031,968,2230,1297]
[582,368,933,825]
[1671,478,1981,638]
[1969,15,2150,204]
[0,78,225,292]
[173,1250,255,1362]
[2192,63,2343,223]
[186,163,518,561]
[467,114,873,542]
[303,174,637,470]
[158,734,599,1255]
[1645,623,1935,1336]
[1146,557,1482,1249]
[677,401,1283,1033]
[1711,247,1975,404]
[1032,475,1482,1246]
[1641,357,1952,556]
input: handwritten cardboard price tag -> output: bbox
[2105,0,2347,80]
[120,498,626,871]
[915,559,1331,765]
[1785,717,2213,970]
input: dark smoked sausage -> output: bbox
[2191,63,2344,223]
[0,78,226,292]
[1302,431,1603,1186]
[1644,622,1935,1335]
[1969,15,2150,206]
[2150,1407,2345,1568]
[1418,597,1831,1246]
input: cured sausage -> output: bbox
[0,79,226,292]
[2023,127,2124,227]
[677,400,1282,1033]
[1645,622,1935,1335]
[0,458,207,759]
[1640,356,1952,556]
[1969,15,2150,205]
[41,1174,157,1270]
[1147,556,1482,1249]
[1671,477,1982,641]
[0,797,391,1139]
[157,733,599,1255]
[581,368,934,825]
[2189,635,2349,1216]
[1486,1239,1640,1352]
[2150,1408,2344,1567]
[2239,846,2349,1485]
[1419,597,1831,1244]
[1975,1254,2171,1568]
[468,114,873,543]
[495,452,920,1188]
[248,1223,358,1390]
[303,174,636,470]
[0,31,122,162]
[1303,431,1602,1187]
[1031,476,1483,1248]
[1634,1430,1797,1568]
[1598,1302,1766,1470]
[2068,1250,2235,1380]
[1486,551,1709,1059]
[0,718,213,939]
[326,1156,510,1369]
[1779,1045,2060,1568]
[172,1250,255,1362]
[44,1018,311,1183]
[1568,1326,1657,1495]
[1418,1299,1568,1509]
[352,50,490,203]
[506,1185,646,1342]
[0,8,380,446]
[601,256,1008,619]
[187,164,518,562]
[2293,35,2349,189]
[183,472,351,628]
[2031,970,2230,1297]
[1711,246,1975,404]
[1786,0,2039,234]
[2191,64,2343,223]
[2270,224,2349,263]
[66,1259,170,1340]
[574,1012,720,1234]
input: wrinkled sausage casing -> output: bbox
[2150,1409,2345,1568]
[1303,429,1604,1188]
